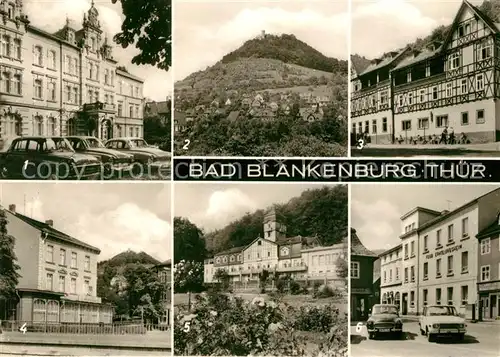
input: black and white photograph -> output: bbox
[173,184,348,356]
[0,0,172,180]
[351,0,500,157]
[350,184,500,357]
[0,182,172,356]
[173,0,348,157]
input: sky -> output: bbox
[174,183,342,233]
[173,0,348,81]
[24,0,171,101]
[351,184,499,252]
[352,0,484,59]
[0,183,171,262]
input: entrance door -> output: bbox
[481,297,489,319]
[359,297,366,320]
[491,295,497,319]
[402,293,408,315]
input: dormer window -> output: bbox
[68,31,74,44]
[407,72,412,82]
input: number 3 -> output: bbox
[183,321,191,332]
[356,139,365,150]
[183,139,190,150]
[355,322,363,333]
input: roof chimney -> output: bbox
[440,210,450,216]
[45,219,53,227]
[8,204,15,213]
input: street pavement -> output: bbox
[350,321,500,357]
[0,344,170,356]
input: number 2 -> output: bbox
[355,322,363,333]
[183,321,191,332]
[183,139,190,150]
[356,139,365,150]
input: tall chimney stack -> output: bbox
[45,219,53,227]
[8,204,15,213]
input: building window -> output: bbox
[49,82,56,101]
[480,265,490,282]
[404,267,408,283]
[436,229,442,247]
[70,278,76,294]
[71,252,77,268]
[73,87,78,104]
[34,115,43,135]
[59,248,66,265]
[410,291,415,307]
[48,117,55,135]
[395,267,399,280]
[446,82,453,97]
[383,271,386,283]
[418,118,429,130]
[436,115,448,128]
[404,243,408,258]
[1,35,11,57]
[410,241,415,256]
[389,269,392,281]
[91,37,96,51]
[129,105,133,118]
[49,50,56,69]
[410,266,415,282]
[402,120,411,131]
[423,289,428,306]
[481,238,491,255]
[117,102,123,116]
[46,273,53,290]
[382,117,387,132]
[423,235,428,252]
[476,74,484,91]
[84,279,90,294]
[447,224,454,243]
[58,275,65,292]
[461,251,468,273]
[46,244,54,263]
[436,288,441,305]
[423,262,428,280]
[448,52,460,70]
[418,89,425,103]
[436,258,441,277]
[84,256,90,271]
[461,112,469,126]
[476,109,485,124]
[14,38,21,60]
[461,217,469,237]
[34,79,42,99]
[350,261,360,278]
[432,86,438,100]
[447,255,453,275]
[7,3,15,19]
[479,41,492,60]
[447,287,453,305]
[461,286,468,306]
[34,45,43,66]
[425,66,430,77]
[47,301,59,322]
[1,71,11,93]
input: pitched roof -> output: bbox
[215,246,245,256]
[146,101,170,116]
[9,211,100,253]
[351,228,377,257]
[351,55,371,76]
[477,214,500,239]
[357,48,409,76]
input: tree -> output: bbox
[174,260,204,311]
[0,209,21,320]
[174,218,206,263]
[259,269,270,293]
[112,0,171,71]
[336,257,348,287]
[213,269,230,291]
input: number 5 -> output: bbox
[183,321,191,332]
[355,322,363,333]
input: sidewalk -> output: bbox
[0,331,171,350]
[366,142,500,151]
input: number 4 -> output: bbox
[19,323,27,334]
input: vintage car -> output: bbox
[419,305,466,342]
[366,304,403,339]
[104,137,171,174]
[64,136,133,175]
[0,136,101,180]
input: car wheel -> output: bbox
[368,333,375,340]
[427,332,435,342]
[0,166,8,179]
[457,333,465,341]
[395,331,403,340]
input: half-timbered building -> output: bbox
[351,0,500,144]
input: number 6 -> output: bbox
[355,322,363,333]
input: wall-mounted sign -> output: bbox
[352,288,371,294]
[478,281,500,292]
[425,244,463,259]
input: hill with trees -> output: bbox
[174,185,348,262]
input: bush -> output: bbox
[294,305,343,333]
[290,280,302,295]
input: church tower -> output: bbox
[263,207,286,242]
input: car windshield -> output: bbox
[130,139,148,148]
[86,138,105,148]
[427,306,458,316]
[46,138,74,152]
[372,305,398,315]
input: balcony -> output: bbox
[83,102,116,114]
[62,293,102,304]
[276,262,308,272]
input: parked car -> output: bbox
[65,136,134,175]
[419,305,466,342]
[366,304,403,339]
[0,137,101,180]
[104,137,171,175]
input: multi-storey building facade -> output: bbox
[153,260,171,325]
[376,188,500,318]
[476,213,500,319]
[380,244,402,309]
[350,228,378,321]
[351,0,500,144]
[0,0,144,141]
[203,208,347,289]
[2,204,112,323]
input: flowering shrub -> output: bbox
[294,305,345,333]
[174,260,204,293]
[174,292,307,356]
